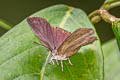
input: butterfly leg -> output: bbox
[56,59,59,65]
[51,59,55,65]
[48,57,54,65]
[67,58,73,66]
[60,60,64,72]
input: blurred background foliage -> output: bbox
[0,0,120,44]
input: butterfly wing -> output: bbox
[58,28,97,57]
[52,27,71,50]
[27,17,54,51]
[27,17,70,51]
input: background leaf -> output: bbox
[112,21,120,50]
[0,5,103,80]
[102,39,120,80]
[0,19,12,30]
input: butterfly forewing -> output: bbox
[27,17,71,51]
[58,28,97,57]
[27,17,55,51]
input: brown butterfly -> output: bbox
[27,17,97,71]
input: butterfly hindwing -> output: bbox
[58,28,97,57]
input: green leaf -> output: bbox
[112,21,120,50]
[102,39,120,80]
[0,5,103,80]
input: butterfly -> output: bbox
[27,17,97,71]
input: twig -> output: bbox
[89,9,120,24]
[89,1,120,24]
[102,1,120,10]
[100,9,120,23]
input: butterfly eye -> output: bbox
[52,53,57,56]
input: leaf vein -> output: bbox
[82,54,96,80]
[59,6,73,28]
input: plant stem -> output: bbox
[88,10,100,18]
[89,1,120,24]
[100,9,120,23]
[0,19,12,30]
[89,9,120,24]
[102,1,120,10]
[88,10,101,24]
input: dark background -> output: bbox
[0,0,119,44]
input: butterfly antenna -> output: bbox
[32,40,43,46]
[32,40,50,51]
